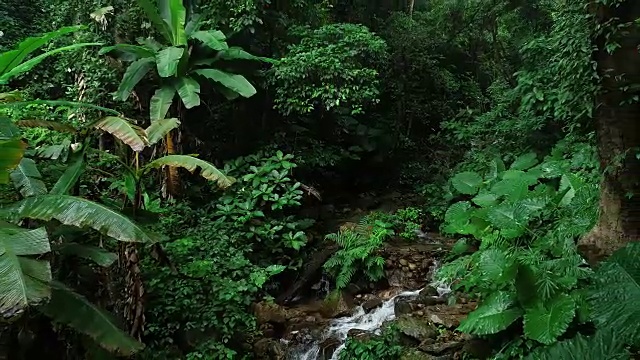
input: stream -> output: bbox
[287,280,451,360]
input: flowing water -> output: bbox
[287,280,451,360]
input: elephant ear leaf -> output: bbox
[40,281,144,355]
[0,226,52,319]
[2,195,162,243]
[143,155,235,189]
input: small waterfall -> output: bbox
[287,288,423,360]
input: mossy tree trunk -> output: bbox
[579,0,640,262]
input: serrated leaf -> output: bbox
[193,69,256,98]
[93,117,148,152]
[10,158,47,197]
[458,291,523,335]
[145,118,180,146]
[143,155,234,189]
[451,171,483,195]
[524,294,575,344]
[2,195,162,243]
[510,152,538,171]
[40,281,143,355]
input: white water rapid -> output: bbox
[287,281,451,360]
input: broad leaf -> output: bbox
[525,329,629,360]
[217,47,277,63]
[0,138,26,184]
[99,44,155,62]
[2,195,162,243]
[458,291,523,335]
[451,171,483,195]
[191,30,228,51]
[143,155,234,188]
[145,118,181,146]
[0,227,51,318]
[0,43,102,84]
[50,151,85,195]
[135,0,172,44]
[159,0,187,46]
[523,294,576,344]
[510,152,538,171]
[173,76,201,108]
[16,120,77,133]
[10,158,47,197]
[40,281,144,355]
[94,117,148,152]
[194,69,256,98]
[149,85,176,121]
[33,139,71,161]
[55,243,117,267]
[155,47,184,77]
[116,57,154,101]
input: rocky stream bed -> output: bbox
[251,239,492,360]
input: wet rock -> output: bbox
[394,299,414,317]
[462,337,493,359]
[395,315,438,342]
[362,297,383,312]
[319,291,354,318]
[423,302,476,329]
[400,349,439,360]
[319,338,340,359]
[253,338,285,360]
[254,302,287,325]
[419,341,463,355]
[347,329,372,341]
[420,286,439,297]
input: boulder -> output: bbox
[419,341,463,355]
[319,291,354,318]
[423,302,476,329]
[394,299,414,317]
[319,337,340,359]
[395,315,438,342]
[253,338,285,360]
[362,297,383,312]
[254,302,287,325]
[347,329,372,342]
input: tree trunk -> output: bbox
[579,1,640,263]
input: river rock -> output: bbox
[395,315,438,342]
[419,341,463,355]
[254,302,287,324]
[319,291,354,318]
[420,286,439,297]
[400,349,440,360]
[462,337,493,359]
[347,328,372,341]
[423,302,476,329]
[362,297,383,312]
[394,299,414,316]
[253,338,285,359]
[319,338,340,359]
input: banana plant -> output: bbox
[101,0,273,121]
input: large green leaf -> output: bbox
[0,138,26,184]
[191,30,228,51]
[588,242,640,344]
[458,291,523,335]
[93,117,148,152]
[217,47,277,63]
[40,281,143,355]
[10,158,47,197]
[54,243,116,267]
[2,195,162,243]
[510,152,539,171]
[451,171,483,195]
[523,294,576,344]
[0,43,102,84]
[173,76,201,108]
[525,330,629,360]
[159,0,187,46]
[50,151,85,195]
[193,69,256,98]
[149,85,176,121]
[135,0,172,44]
[99,44,155,62]
[0,227,51,318]
[143,155,234,188]
[116,57,154,101]
[156,47,184,78]
[145,118,180,145]
[0,26,81,78]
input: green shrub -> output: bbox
[339,326,404,360]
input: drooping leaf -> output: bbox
[149,85,176,121]
[0,116,20,138]
[145,118,181,145]
[2,195,162,243]
[40,281,144,355]
[98,44,155,62]
[191,30,228,51]
[115,57,154,101]
[510,152,539,171]
[193,69,256,98]
[0,138,26,184]
[50,151,85,195]
[217,47,277,63]
[143,155,234,188]
[0,227,51,318]
[93,117,148,152]
[173,76,201,108]
[0,43,102,84]
[159,0,187,46]
[135,0,172,44]
[458,291,523,335]
[16,120,77,133]
[33,139,71,161]
[10,158,47,197]
[155,47,184,77]
[525,329,629,360]
[54,243,117,267]
[451,171,483,195]
[524,294,576,344]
